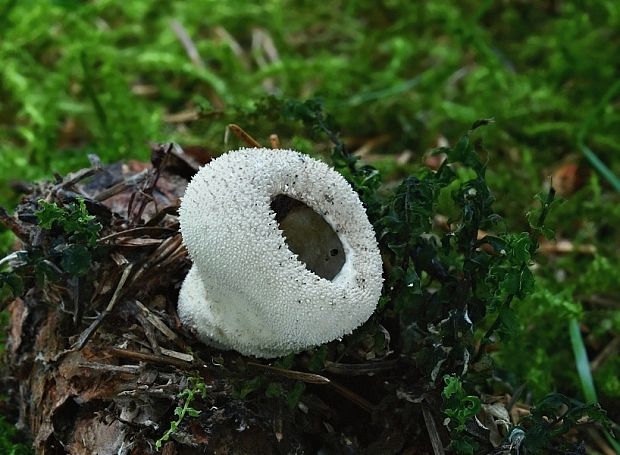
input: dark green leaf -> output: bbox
[35,201,65,229]
[307,345,328,372]
[265,382,285,398]
[186,408,201,417]
[60,244,92,276]
[286,382,305,410]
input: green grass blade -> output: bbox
[604,430,620,454]
[568,318,597,404]
[577,80,620,193]
[580,144,620,194]
[567,318,620,452]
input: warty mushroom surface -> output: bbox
[178,147,383,358]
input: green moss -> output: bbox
[0,415,31,455]
[597,358,620,399]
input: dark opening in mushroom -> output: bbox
[271,194,346,280]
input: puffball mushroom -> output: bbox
[178,147,383,358]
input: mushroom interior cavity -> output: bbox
[270,194,345,280]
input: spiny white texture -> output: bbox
[178,148,383,358]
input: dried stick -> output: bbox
[74,264,133,350]
[269,134,281,149]
[227,124,262,148]
[422,404,446,455]
[109,347,192,369]
[248,362,375,413]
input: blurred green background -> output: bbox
[1,0,619,448]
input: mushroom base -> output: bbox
[177,265,292,358]
[177,266,229,352]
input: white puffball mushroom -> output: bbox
[178,147,383,358]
